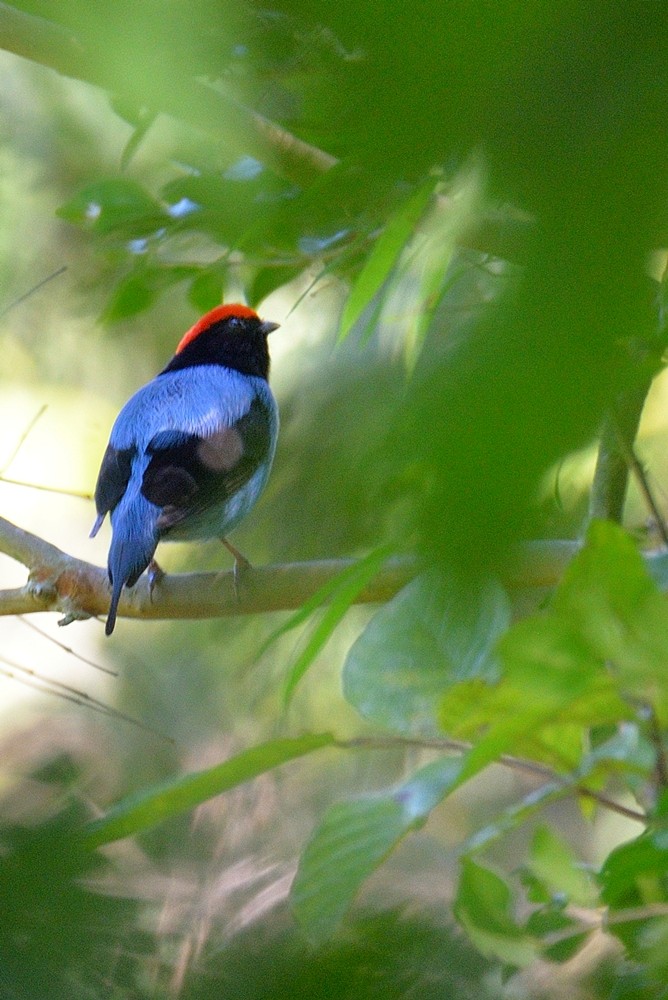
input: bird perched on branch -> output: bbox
[90,303,279,635]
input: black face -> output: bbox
[160,316,271,380]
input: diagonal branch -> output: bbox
[0,1,336,187]
[0,2,534,261]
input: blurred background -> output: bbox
[0,2,666,997]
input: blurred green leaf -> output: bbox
[601,828,668,911]
[343,570,509,735]
[338,178,437,340]
[85,733,334,847]
[439,524,653,770]
[256,546,392,705]
[291,755,462,942]
[454,859,537,967]
[525,909,589,964]
[119,109,158,171]
[57,179,165,237]
[101,266,194,323]
[248,264,301,307]
[600,821,668,973]
[188,268,225,313]
[552,520,668,721]
[526,826,597,907]
[389,166,484,370]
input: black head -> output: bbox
[161,304,279,380]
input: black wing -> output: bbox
[141,397,272,532]
[92,444,134,524]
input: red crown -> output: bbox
[175,304,259,354]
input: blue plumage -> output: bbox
[91,307,279,634]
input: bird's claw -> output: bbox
[147,559,165,602]
[232,555,251,600]
[221,537,250,601]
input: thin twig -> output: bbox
[612,414,668,545]
[0,655,173,743]
[0,405,48,473]
[0,265,67,318]
[17,616,117,677]
[542,902,668,948]
[335,736,647,824]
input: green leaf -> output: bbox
[552,520,668,720]
[255,547,392,706]
[600,824,668,971]
[454,859,537,967]
[526,826,596,906]
[525,909,589,963]
[102,267,192,323]
[389,168,483,371]
[119,110,158,171]
[601,829,668,910]
[343,570,509,735]
[338,178,437,340]
[282,548,393,705]
[453,616,629,774]
[84,733,334,848]
[57,179,165,237]
[291,755,462,942]
[188,269,225,313]
[260,548,393,661]
[248,264,301,308]
[439,525,646,771]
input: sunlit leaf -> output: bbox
[439,524,652,770]
[552,520,668,720]
[526,826,597,907]
[85,733,334,848]
[338,178,437,340]
[440,614,630,774]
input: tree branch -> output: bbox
[0,515,417,626]
[0,1,336,188]
[338,736,647,825]
[0,2,534,262]
[0,515,587,628]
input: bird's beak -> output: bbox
[260,320,280,336]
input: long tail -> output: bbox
[105,490,159,636]
[106,575,126,637]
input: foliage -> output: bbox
[1,1,668,998]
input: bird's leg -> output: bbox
[147,558,165,602]
[221,537,251,598]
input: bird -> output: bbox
[90,303,279,635]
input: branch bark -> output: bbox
[0,515,584,628]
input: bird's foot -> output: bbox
[221,538,251,600]
[147,559,165,602]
